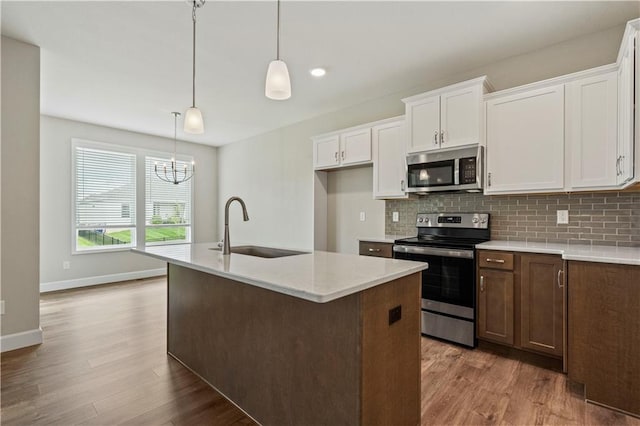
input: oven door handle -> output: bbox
[393,245,474,259]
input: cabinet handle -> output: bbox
[341,151,345,160]
[440,131,445,144]
[488,172,492,187]
[486,258,505,264]
[400,179,405,191]
[368,248,381,253]
[480,275,484,292]
[557,269,564,289]
[434,131,439,145]
[616,156,621,176]
[620,155,625,175]
[334,152,339,162]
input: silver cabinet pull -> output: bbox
[620,155,625,175]
[400,179,405,191]
[368,248,381,252]
[434,131,439,145]
[440,130,445,144]
[334,152,339,162]
[341,151,345,160]
[616,156,621,176]
[557,269,564,289]
[488,172,492,187]
[480,275,484,292]
[486,258,505,264]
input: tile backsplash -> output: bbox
[386,191,640,247]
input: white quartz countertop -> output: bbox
[132,243,428,303]
[358,235,413,244]
[476,241,640,266]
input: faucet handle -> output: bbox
[217,240,224,248]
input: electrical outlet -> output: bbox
[1,300,5,315]
[359,211,366,222]
[63,261,71,270]
[392,212,399,222]
[557,210,569,225]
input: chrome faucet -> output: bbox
[223,196,249,255]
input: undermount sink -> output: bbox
[209,245,306,259]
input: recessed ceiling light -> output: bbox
[310,68,326,77]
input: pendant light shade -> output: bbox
[184,0,205,134]
[184,107,204,134]
[265,0,291,100]
[265,59,291,100]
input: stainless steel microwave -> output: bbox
[406,146,483,193]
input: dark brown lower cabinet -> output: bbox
[477,250,565,361]
[568,261,640,417]
[477,269,514,345]
[520,254,564,357]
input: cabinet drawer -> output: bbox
[478,251,514,270]
[359,241,393,258]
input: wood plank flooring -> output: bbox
[2,277,638,425]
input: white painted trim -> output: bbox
[40,268,166,293]
[401,76,489,104]
[1,327,43,353]
[312,115,405,141]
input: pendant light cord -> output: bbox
[276,0,280,60]
[192,1,197,107]
[173,112,179,159]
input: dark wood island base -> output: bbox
[167,264,421,426]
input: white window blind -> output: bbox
[74,145,136,251]
[145,156,192,245]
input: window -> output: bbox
[74,144,137,252]
[145,156,192,245]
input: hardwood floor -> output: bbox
[2,277,638,425]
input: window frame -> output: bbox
[71,138,195,255]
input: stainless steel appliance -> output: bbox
[406,146,483,193]
[393,212,490,347]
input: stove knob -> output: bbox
[424,218,429,224]
[481,218,487,224]
[472,217,479,224]
[418,217,424,223]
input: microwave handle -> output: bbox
[454,158,460,185]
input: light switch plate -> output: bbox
[359,211,366,222]
[392,212,399,222]
[63,261,71,270]
[557,210,569,225]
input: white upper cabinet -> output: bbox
[340,128,372,166]
[313,127,371,170]
[372,118,408,199]
[617,31,634,185]
[566,71,618,189]
[313,135,340,169]
[485,85,565,194]
[403,77,491,154]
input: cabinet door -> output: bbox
[372,120,408,199]
[477,269,514,345]
[440,85,481,149]
[340,128,372,166]
[567,72,618,189]
[520,254,564,357]
[617,34,634,185]
[405,95,440,153]
[313,135,340,170]
[485,85,565,194]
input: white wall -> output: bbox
[219,24,626,253]
[1,37,41,346]
[327,167,385,254]
[40,115,218,289]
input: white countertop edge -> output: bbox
[132,249,427,303]
[476,241,640,266]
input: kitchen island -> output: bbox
[133,243,428,426]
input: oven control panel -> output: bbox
[416,213,489,229]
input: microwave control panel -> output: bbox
[459,157,477,184]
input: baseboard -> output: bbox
[1,327,43,352]
[40,268,166,293]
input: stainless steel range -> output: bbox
[393,212,490,347]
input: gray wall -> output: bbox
[1,37,40,336]
[386,192,640,247]
[218,24,628,252]
[40,116,218,285]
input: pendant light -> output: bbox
[184,0,205,134]
[265,0,291,100]
[155,112,195,185]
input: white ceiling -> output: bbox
[2,1,639,146]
